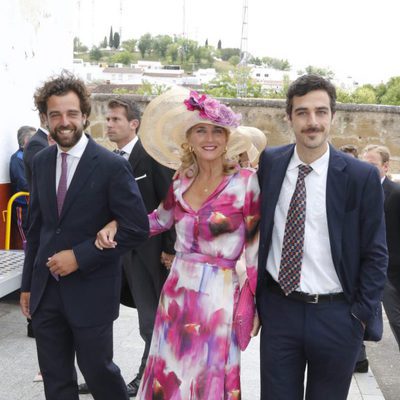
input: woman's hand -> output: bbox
[161,252,175,270]
[95,220,118,250]
[250,311,261,337]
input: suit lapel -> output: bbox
[45,146,59,220]
[326,145,348,268]
[58,137,98,221]
[261,145,294,238]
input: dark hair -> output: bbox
[286,74,336,117]
[34,71,91,129]
[17,125,35,148]
[108,97,141,127]
[339,144,359,158]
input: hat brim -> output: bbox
[234,126,267,165]
[139,87,250,169]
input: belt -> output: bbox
[266,276,345,304]
[176,252,236,269]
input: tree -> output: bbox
[166,43,179,63]
[219,48,241,61]
[136,80,170,96]
[228,55,241,66]
[203,68,263,98]
[138,33,153,58]
[113,32,120,49]
[352,86,377,104]
[217,40,222,50]
[152,35,173,58]
[111,51,133,65]
[336,88,353,104]
[73,37,88,52]
[205,39,208,47]
[100,36,108,48]
[122,39,137,53]
[109,26,114,48]
[304,65,335,80]
[379,76,400,105]
[249,56,263,66]
[89,46,102,61]
[262,56,291,71]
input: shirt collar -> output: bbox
[288,144,330,176]
[120,136,138,155]
[57,133,89,158]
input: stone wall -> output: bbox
[90,94,400,173]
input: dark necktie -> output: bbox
[57,153,68,215]
[278,164,313,295]
[52,152,68,281]
[114,149,126,156]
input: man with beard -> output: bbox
[257,74,388,399]
[20,72,149,400]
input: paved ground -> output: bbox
[0,291,398,400]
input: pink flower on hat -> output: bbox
[184,90,241,128]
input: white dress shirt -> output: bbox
[266,145,343,294]
[56,134,89,190]
[118,136,138,160]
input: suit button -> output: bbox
[56,228,61,234]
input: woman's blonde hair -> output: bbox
[179,126,237,178]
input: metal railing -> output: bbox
[2,191,29,250]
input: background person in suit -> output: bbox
[339,144,369,372]
[257,74,388,400]
[362,144,400,351]
[20,72,149,400]
[78,97,175,397]
[23,116,50,190]
[9,125,35,244]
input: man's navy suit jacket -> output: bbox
[21,135,149,327]
[257,144,388,340]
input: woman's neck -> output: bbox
[196,159,224,179]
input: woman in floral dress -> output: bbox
[96,88,262,399]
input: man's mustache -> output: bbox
[301,127,323,134]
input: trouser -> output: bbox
[383,280,400,351]
[258,283,362,400]
[32,278,128,400]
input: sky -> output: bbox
[75,0,400,84]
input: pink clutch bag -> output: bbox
[233,279,256,351]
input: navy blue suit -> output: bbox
[21,135,149,400]
[257,144,388,400]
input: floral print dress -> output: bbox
[137,168,260,400]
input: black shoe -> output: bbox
[354,358,369,373]
[127,375,141,397]
[77,382,90,394]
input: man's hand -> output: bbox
[161,252,175,270]
[46,250,78,277]
[250,311,261,337]
[95,220,118,250]
[20,292,31,318]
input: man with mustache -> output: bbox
[257,74,388,399]
[20,72,149,400]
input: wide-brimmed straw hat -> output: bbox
[139,87,251,170]
[234,126,267,166]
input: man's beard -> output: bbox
[50,125,83,149]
